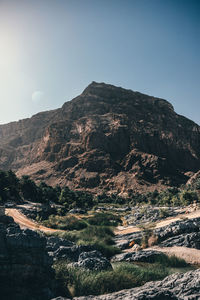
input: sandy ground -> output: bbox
[115,209,200,235]
[6,208,59,233]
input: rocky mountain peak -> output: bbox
[0,82,199,195]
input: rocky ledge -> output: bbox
[51,268,200,300]
[124,206,178,226]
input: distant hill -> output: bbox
[0,82,200,196]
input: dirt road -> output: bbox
[6,208,59,233]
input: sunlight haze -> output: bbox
[0,0,199,125]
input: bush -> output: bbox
[138,223,156,248]
[46,225,120,259]
[76,225,120,258]
[86,212,121,226]
[43,215,88,230]
[179,190,198,206]
[155,254,188,268]
[159,208,169,218]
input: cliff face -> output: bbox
[0,82,200,195]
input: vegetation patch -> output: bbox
[53,261,169,297]
[86,212,122,226]
[46,225,121,259]
[0,170,199,209]
[155,254,188,268]
[42,215,88,231]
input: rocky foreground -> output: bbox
[52,269,200,300]
[1,209,200,299]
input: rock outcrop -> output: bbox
[47,237,111,271]
[124,206,178,226]
[111,250,163,263]
[46,236,94,261]
[70,250,112,271]
[51,268,200,300]
[156,217,200,249]
[114,217,200,250]
[0,215,55,300]
[0,82,200,195]
[160,232,200,248]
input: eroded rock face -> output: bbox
[0,82,200,194]
[0,215,55,300]
[51,269,200,300]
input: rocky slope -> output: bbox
[0,82,200,195]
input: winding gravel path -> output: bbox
[6,208,59,233]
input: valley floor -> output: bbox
[6,206,200,265]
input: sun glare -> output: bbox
[0,31,19,70]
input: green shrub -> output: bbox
[86,212,122,226]
[45,225,120,259]
[76,226,119,258]
[43,215,88,231]
[159,208,169,218]
[155,254,188,268]
[179,190,198,206]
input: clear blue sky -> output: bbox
[0,0,199,124]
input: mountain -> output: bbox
[0,82,200,196]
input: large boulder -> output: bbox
[46,235,94,262]
[155,217,200,249]
[0,215,55,300]
[70,250,112,271]
[155,217,200,241]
